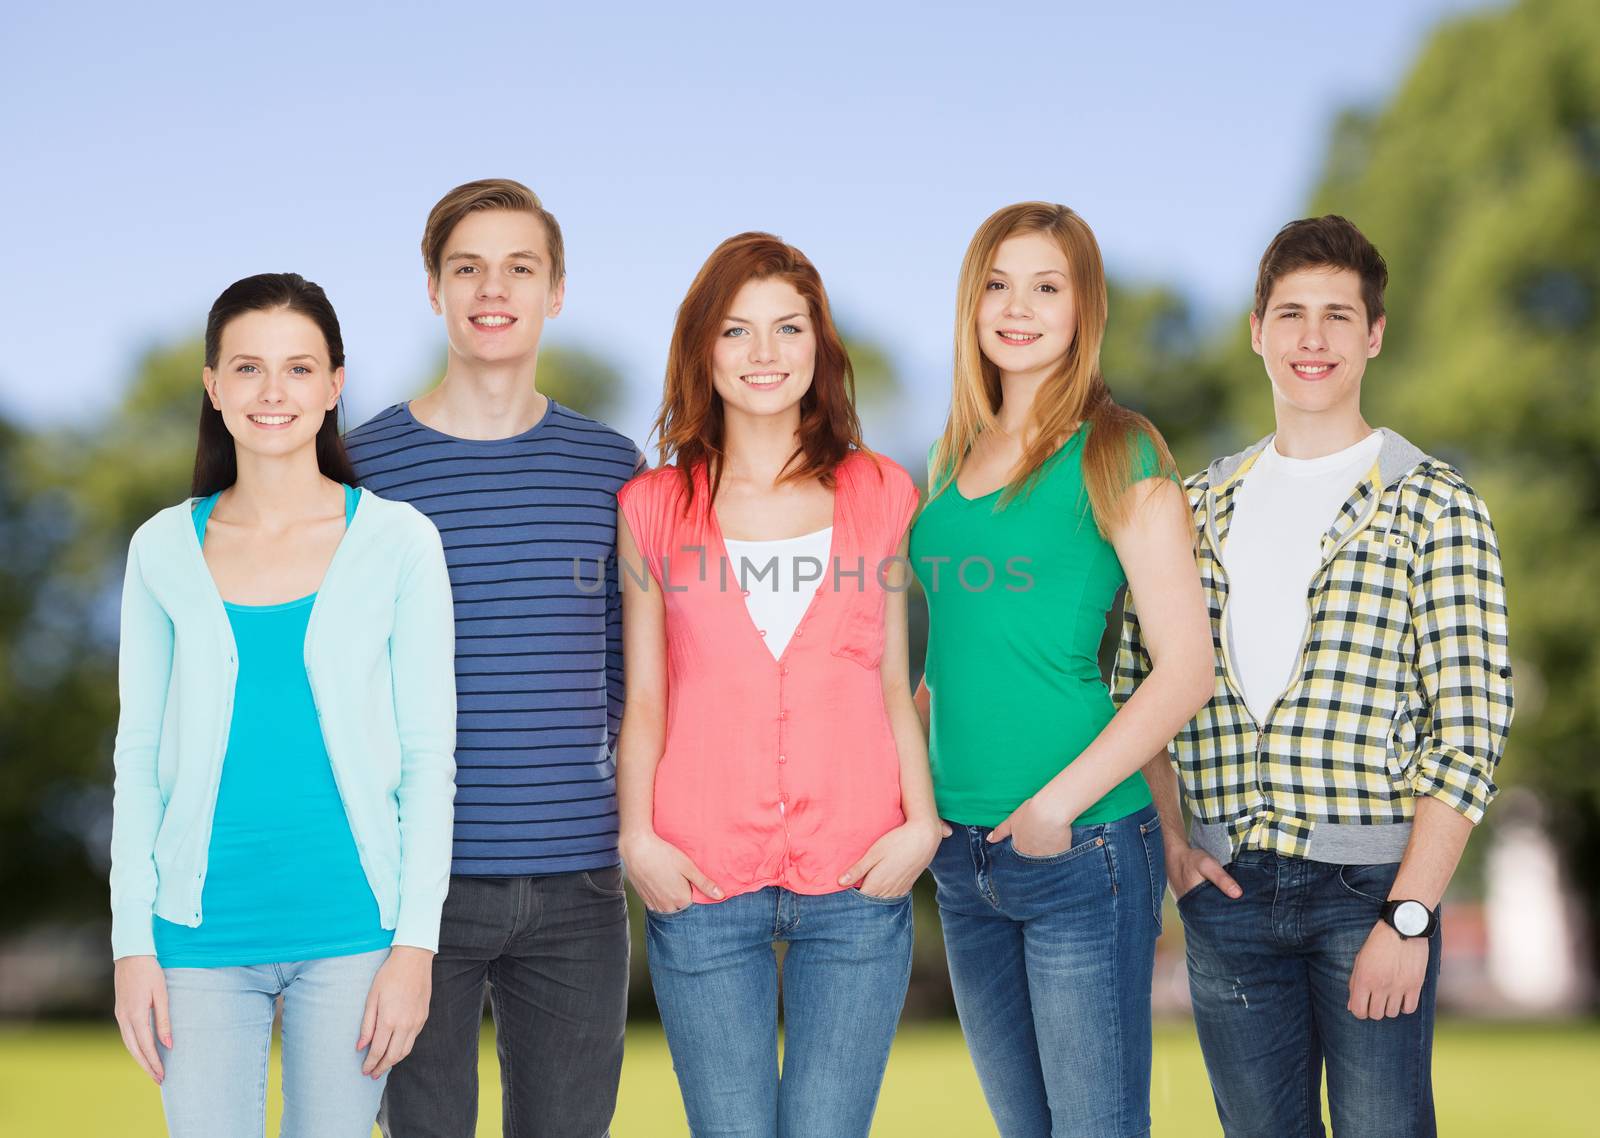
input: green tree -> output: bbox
[0,340,202,954]
[1102,281,1245,475]
[0,416,115,934]
[841,326,900,409]
[531,344,625,421]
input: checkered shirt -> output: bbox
[1112,430,1514,859]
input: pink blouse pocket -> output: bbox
[829,588,886,669]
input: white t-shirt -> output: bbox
[1224,432,1383,722]
[721,527,833,660]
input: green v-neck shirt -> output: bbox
[911,426,1158,826]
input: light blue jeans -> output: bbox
[644,886,914,1137]
[156,948,390,1138]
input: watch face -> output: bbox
[1393,900,1430,937]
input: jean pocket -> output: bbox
[1337,862,1400,905]
[1008,830,1105,865]
[849,885,913,906]
[1175,879,1212,907]
[580,865,626,898]
[644,901,695,919]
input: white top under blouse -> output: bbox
[720,527,834,660]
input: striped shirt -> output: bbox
[346,400,645,876]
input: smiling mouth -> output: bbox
[1290,361,1335,379]
[741,372,788,389]
[996,330,1041,345]
[247,413,297,427]
[470,314,516,328]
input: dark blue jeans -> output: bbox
[1178,852,1442,1138]
[644,885,914,1138]
[931,803,1164,1138]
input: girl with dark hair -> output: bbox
[616,234,942,1136]
[108,274,458,1137]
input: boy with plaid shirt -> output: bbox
[1116,215,1512,1137]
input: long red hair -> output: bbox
[654,232,868,503]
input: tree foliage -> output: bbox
[0,339,201,937]
[1102,281,1243,475]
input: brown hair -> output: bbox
[930,202,1177,535]
[655,232,867,503]
[420,178,565,284]
[1254,214,1387,325]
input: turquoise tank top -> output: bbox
[153,485,392,967]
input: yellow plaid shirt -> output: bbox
[1113,430,1513,861]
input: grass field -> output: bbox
[3,1019,1596,1135]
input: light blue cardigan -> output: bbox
[109,488,457,960]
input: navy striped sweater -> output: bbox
[345,400,645,876]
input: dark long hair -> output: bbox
[192,273,359,497]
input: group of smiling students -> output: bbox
[109,179,1513,1138]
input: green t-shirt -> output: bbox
[910,424,1158,826]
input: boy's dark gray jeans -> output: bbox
[378,868,630,1138]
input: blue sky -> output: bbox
[1,0,1493,452]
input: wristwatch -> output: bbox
[1380,899,1438,939]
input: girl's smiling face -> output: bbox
[204,307,343,460]
[977,230,1078,380]
[711,277,817,421]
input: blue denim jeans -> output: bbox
[1178,852,1442,1138]
[644,885,914,1138]
[155,948,390,1138]
[931,803,1164,1138]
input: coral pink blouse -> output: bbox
[618,451,920,903]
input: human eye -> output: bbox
[779,323,803,335]
[722,326,747,338]
[511,265,532,274]
[455,265,478,275]
[1328,312,1350,322]
[1037,283,1058,294]
[986,280,1007,291]
[235,364,259,374]
[289,365,312,375]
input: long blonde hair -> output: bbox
[929,202,1177,534]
